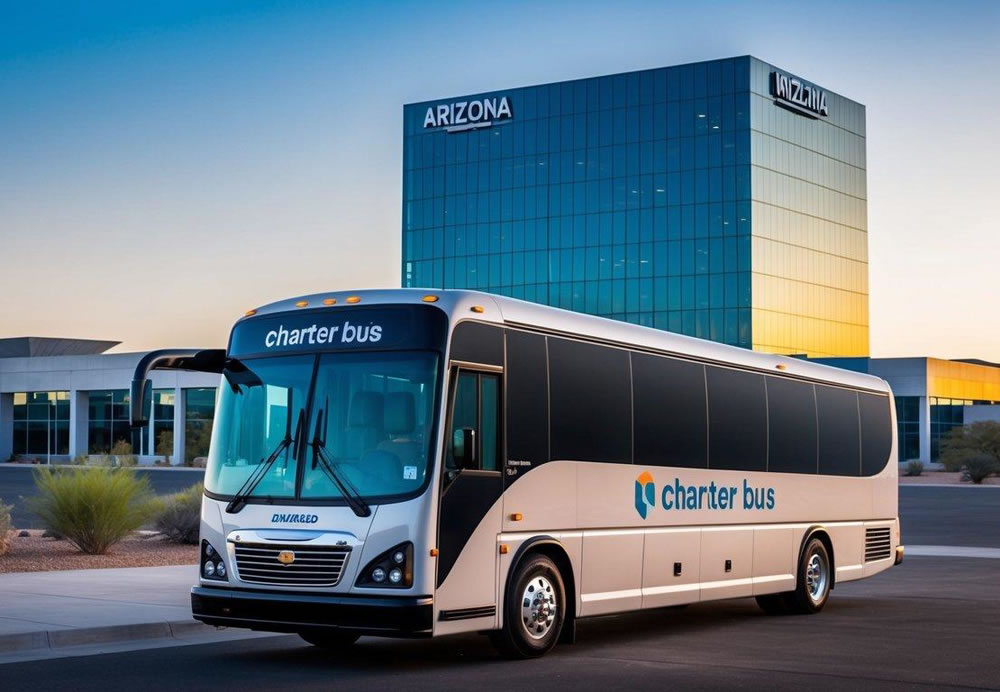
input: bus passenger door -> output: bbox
[435,368,504,624]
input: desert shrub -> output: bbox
[155,429,174,465]
[961,455,999,484]
[154,482,203,544]
[0,500,12,556]
[905,460,924,477]
[28,468,157,554]
[108,439,138,467]
[81,440,139,468]
[941,421,1000,472]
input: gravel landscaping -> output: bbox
[0,531,197,573]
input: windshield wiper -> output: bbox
[309,404,371,518]
[226,391,302,514]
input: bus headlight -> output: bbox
[201,540,227,581]
[356,542,413,589]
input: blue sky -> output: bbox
[1,0,998,358]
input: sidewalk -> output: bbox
[0,565,267,659]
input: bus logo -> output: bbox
[277,550,295,566]
[635,471,656,519]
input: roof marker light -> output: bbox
[422,295,439,303]
[244,309,257,317]
[345,296,361,304]
[471,305,484,314]
[776,363,788,371]
[295,300,308,308]
[323,298,337,306]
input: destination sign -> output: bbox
[228,306,447,357]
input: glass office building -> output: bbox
[402,56,869,357]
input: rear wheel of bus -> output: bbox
[756,536,832,615]
[298,631,360,649]
[491,553,566,659]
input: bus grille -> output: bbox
[864,527,892,562]
[234,543,351,587]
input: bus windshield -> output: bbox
[204,351,440,504]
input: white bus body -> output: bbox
[178,289,900,658]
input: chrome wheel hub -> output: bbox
[520,576,557,640]
[806,551,828,602]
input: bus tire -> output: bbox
[784,536,832,614]
[490,553,566,659]
[298,631,360,649]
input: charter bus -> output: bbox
[130,289,903,658]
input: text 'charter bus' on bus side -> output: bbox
[129,289,903,658]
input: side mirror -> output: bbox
[130,378,153,428]
[452,427,477,470]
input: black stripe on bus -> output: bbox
[438,605,496,621]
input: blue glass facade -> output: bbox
[402,56,868,356]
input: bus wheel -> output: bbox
[785,537,832,614]
[298,631,360,648]
[491,554,566,659]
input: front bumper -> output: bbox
[191,586,433,637]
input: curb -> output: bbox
[0,619,217,654]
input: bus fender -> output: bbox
[798,525,836,590]
[502,535,577,643]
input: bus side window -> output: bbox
[448,373,478,473]
[447,371,501,476]
[480,375,498,471]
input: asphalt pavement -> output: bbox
[1,555,997,691]
[0,465,205,529]
[899,484,1000,547]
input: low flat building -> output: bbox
[806,356,1000,463]
[0,337,219,465]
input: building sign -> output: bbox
[770,71,828,119]
[423,96,513,133]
